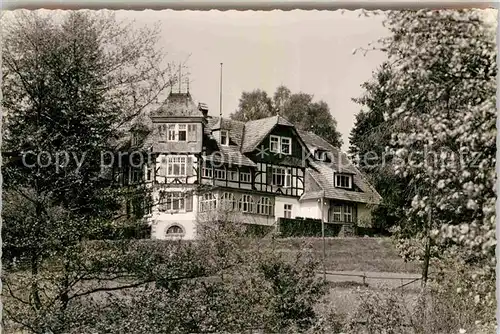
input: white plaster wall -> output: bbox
[150,189,199,240]
[298,199,321,220]
[274,197,301,220]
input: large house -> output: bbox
[128,91,381,240]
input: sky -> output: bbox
[114,10,389,151]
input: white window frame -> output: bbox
[220,192,236,211]
[284,204,292,218]
[344,205,353,223]
[332,205,342,222]
[166,123,189,142]
[167,156,187,177]
[280,137,291,155]
[270,135,280,153]
[200,193,217,212]
[257,197,273,216]
[178,124,187,142]
[228,171,238,182]
[165,224,185,238]
[240,172,251,183]
[202,167,213,178]
[239,194,254,213]
[272,167,291,188]
[220,130,229,146]
[167,124,176,141]
[159,192,185,212]
[269,135,292,155]
[214,169,226,180]
[335,174,352,189]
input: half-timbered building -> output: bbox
[132,90,381,239]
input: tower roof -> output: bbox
[151,92,203,118]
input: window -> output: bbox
[272,167,291,187]
[284,204,292,218]
[257,197,273,216]
[314,149,329,162]
[158,124,168,141]
[167,156,187,176]
[240,172,251,183]
[239,194,254,213]
[145,164,152,181]
[221,130,229,146]
[187,124,197,141]
[269,135,292,155]
[167,124,176,141]
[335,174,352,189]
[228,171,238,182]
[344,205,353,223]
[159,192,185,212]
[202,167,213,178]
[270,135,280,153]
[332,205,342,222]
[214,169,226,180]
[281,137,291,155]
[130,168,142,184]
[131,133,140,146]
[330,204,355,223]
[165,224,185,238]
[144,196,153,216]
[200,193,217,212]
[178,124,187,141]
[220,192,236,211]
[166,124,189,142]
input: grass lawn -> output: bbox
[275,237,421,273]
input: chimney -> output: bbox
[198,102,209,118]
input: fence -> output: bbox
[318,270,431,292]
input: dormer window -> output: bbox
[335,173,352,189]
[314,149,329,162]
[270,135,292,155]
[221,130,229,146]
[131,133,140,147]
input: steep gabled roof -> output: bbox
[302,160,382,204]
[298,130,357,174]
[205,117,255,167]
[240,115,293,153]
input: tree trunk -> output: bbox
[30,253,42,310]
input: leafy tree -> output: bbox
[380,9,496,322]
[230,85,343,148]
[4,207,327,333]
[230,89,274,121]
[2,10,172,331]
[349,63,412,231]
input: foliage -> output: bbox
[4,217,328,333]
[349,63,412,231]
[378,8,496,327]
[351,9,496,330]
[344,287,409,334]
[230,85,343,148]
[2,10,172,331]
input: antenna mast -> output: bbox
[219,63,223,118]
[179,63,182,93]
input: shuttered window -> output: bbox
[187,124,197,141]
